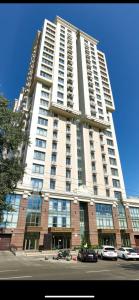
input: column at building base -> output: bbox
[129,232,136,247]
[88,203,98,247]
[11,229,25,250]
[71,200,81,248]
[115,232,122,248]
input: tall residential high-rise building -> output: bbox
[1,16,139,251]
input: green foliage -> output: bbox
[0,95,29,215]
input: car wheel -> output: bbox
[114,258,117,261]
[122,254,126,260]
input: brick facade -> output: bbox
[39,198,49,248]
[71,200,81,247]
[125,206,136,247]
[11,197,28,250]
[87,203,98,246]
[112,205,122,248]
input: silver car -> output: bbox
[117,247,139,260]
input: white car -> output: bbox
[97,245,118,260]
[117,247,139,260]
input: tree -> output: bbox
[0,95,29,220]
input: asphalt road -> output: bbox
[0,251,139,281]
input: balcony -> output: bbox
[81,114,110,130]
[49,102,81,118]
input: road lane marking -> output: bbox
[45,296,95,298]
[0,269,19,273]
[0,276,32,280]
[86,269,110,273]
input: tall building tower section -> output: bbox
[1,16,139,252]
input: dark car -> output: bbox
[77,248,98,262]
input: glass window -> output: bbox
[27,195,42,211]
[62,217,66,227]
[108,148,115,155]
[51,166,56,175]
[107,139,113,146]
[32,164,44,174]
[36,138,46,148]
[39,107,49,116]
[57,91,63,99]
[53,200,58,210]
[34,150,45,161]
[111,168,118,176]
[94,186,98,195]
[50,179,55,190]
[52,142,57,150]
[41,91,49,98]
[96,203,114,229]
[114,191,122,200]
[31,178,43,189]
[36,127,47,136]
[51,153,57,162]
[53,216,57,227]
[40,99,49,107]
[109,157,117,165]
[113,179,120,188]
[66,182,71,192]
[38,117,48,126]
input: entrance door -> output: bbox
[24,232,40,250]
[0,234,11,251]
[52,234,71,249]
[98,234,116,246]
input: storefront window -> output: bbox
[26,195,42,226]
[118,203,127,229]
[48,198,70,227]
[129,207,139,231]
[0,194,21,228]
[96,203,114,229]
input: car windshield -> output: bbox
[104,247,115,251]
[125,248,136,253]
[87,250,95,254]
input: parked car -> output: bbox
[133,247,139,254]
[117,247,139,260]
[77,248,98,262]
[97,245,118,260]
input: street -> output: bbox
[0,251,139,280]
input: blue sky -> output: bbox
[0,3,139,197]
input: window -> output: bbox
[103,164,107,173]
[53,119,58,127]
[57,91,63,99]
[36,127,47,136]
[51,153,57,162]
[38,117,48,126]
[66,157,71,165]
[52,142,57,150]
[105,130,112,137]
[40,71,52,79]
[41,91,49,98]
[114,191,122,200]
[58,84,64,91]
[51,166,56,176]
[52,216,57,227]
[27,195,42,211]
[108,148,115,155]
[31,178,43,189]
[62,217,66,227]
[39,107,49,116]
[98,108,103,115]
[113,179,120,188]
[66,169,71,178]
[104,177,109,185]
[40,99,49,107]
[92,162,96,171]
[107,139,113,146]
[0,194,21,229]
[58,77,64,83]
[50,179,55,190]
[32,163,44,174]
[59,58,64,64]
[26,212,41,226]
[96,203,114,229]
[94,186,98,195]
[59,64,64,70]
[66,182,71,192]
[34,150,45,161]
[36,138,46,148]
[93,174,97,183]
[58,70,64,76]
[53,131,57,139]
[109,157,117,165]
[111,168,118,176]
[106,189,110,197]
